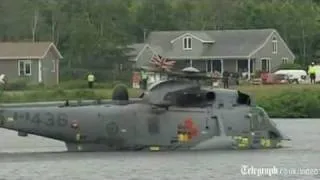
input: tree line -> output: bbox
[0,0,319,80]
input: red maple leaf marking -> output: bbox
[184,118,193,129]
[183,118,198,138]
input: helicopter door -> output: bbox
[100,110,137,149]
[134,104,167,146]
[205,104,221,136]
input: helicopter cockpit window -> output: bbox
[163,90,215,107]
[176,92,203,107]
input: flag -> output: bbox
[150,55,176,71]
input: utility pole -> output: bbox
[143,29,147,42]
[32,9,39,42]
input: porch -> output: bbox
[172,59,256,79]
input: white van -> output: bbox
[274,69,307,84]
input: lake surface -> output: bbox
[0,119,319,180]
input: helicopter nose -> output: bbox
[268,119,290,141]
[274,128,291,141]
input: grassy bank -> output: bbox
[239,84,320,118]
[1,84,320,118]
[238,84,320,99]
[1,88,141,103]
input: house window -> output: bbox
[183,36,192,50]
[282,57,288,64]
[272,37,277,54]
[261,58,270,72]
[18,60,32,76]
[51,60,56,72]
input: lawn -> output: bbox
[3,88,141,97]
[2,83,317,101]
[237,84,319,99]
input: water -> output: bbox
[0,119,319,180]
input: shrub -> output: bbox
[56,80,121,89]
[276,63,305,70]
[258,89,320,118]
[5,79,28,91]
[59,68,132,84]
[50,88,68,99]
[71,89,97,99]
[112,84,129,100]
[58,80,92,89]
[4,78,130,91]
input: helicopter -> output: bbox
[0,69,290,152]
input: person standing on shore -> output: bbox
[308,62,316,84]
[140,70,148,90]
[87,72,95,89]
[222,71,230,88]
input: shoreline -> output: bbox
[1,84,320,118]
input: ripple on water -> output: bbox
[0,119,319,180]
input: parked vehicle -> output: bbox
[274,69,307,84]
[260,72,289,84]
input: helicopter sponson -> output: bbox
[0,80,290,152]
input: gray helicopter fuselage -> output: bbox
[0,103,244,150]
[0,80,289,152]
[0,101,288,151]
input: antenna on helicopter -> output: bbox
[181,66,200,73]
[168,66,214,81]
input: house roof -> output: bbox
[170,32,214,43]
[138,28,293,59]
[127,43,146,56]
[0,42,63,60]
